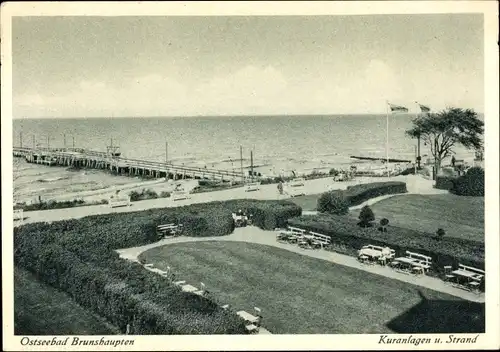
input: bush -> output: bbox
[15,199,86,211]
[379,218,389,232]
[287,215,484,273]
[329,168,340,176]
[129,189,159,202]
[436,228,446,241]
[317,191,349,215]
[435,176,457,191]
[451,167,484,196]
[358,205,375,227]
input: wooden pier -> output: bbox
[13,146,244,181]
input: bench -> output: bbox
[405,251,432,272]
[156,223,183,237]
[245,182,261,192]
[109,196,131,208]
[171,189,190,201]
[284,178,306,197]
[450,264,485,292]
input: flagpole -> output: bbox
[386,101,389,177]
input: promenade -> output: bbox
[17,175,440,225]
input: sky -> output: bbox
[12,14,484,118]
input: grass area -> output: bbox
[286,194,321,211]
[14,267,120,335]
[358,194,484,242]
[139,241,484,334]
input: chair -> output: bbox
[359,255,369,264]
[443,266,455,282]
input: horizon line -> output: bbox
[11,110,484,120]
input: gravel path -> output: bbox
[116,226,484,303]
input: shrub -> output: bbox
[329,168,340,176]
[436,228,446,241]
[317,191,349,215]
[451,167,484,196]
[129,189,159,202]
[435,176,457,191]
[287,215,484,273]
[379,218,389,232]
[358,205,375,227]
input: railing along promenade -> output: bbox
[13,146,245,181]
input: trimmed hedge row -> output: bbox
[14,239,245,334]
[222,199,302,230]
[451,167,484,196]
[344,181,408,206]
[14,199,301,334]
[288,214,484,272]
[316,181,408,214]
[435,176,457,190]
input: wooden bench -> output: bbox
[245,182,261,192]
[109,196,131,208]
[171,189,190,201]
[284,178,306,197]
[157,223,183,237]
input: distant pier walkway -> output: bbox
[13,146,244,181]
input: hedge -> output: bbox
[344,181,408,206]
[220,199,302,230]
[435,176,457,191]
[14,199,301,334]
[451,167,484,196]
[288,214,484,273]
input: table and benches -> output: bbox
[358,244,395,265]
[445,264,484,293]
[389,251,432,275]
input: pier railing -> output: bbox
[13,146,244,180]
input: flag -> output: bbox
[200,282,206,290]
[417,103,431,113]
[388,103,408,113]
[254,307,262,314]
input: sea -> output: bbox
[12,115,477,202]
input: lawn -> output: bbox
[14,267,120,335]
[358,194,484,242]
[287,194,320,211]
[139,241,484,334]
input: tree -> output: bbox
[436,228,446,241]
[379,218,389,232]
[405,108,483,176]
[358,205,375,227]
